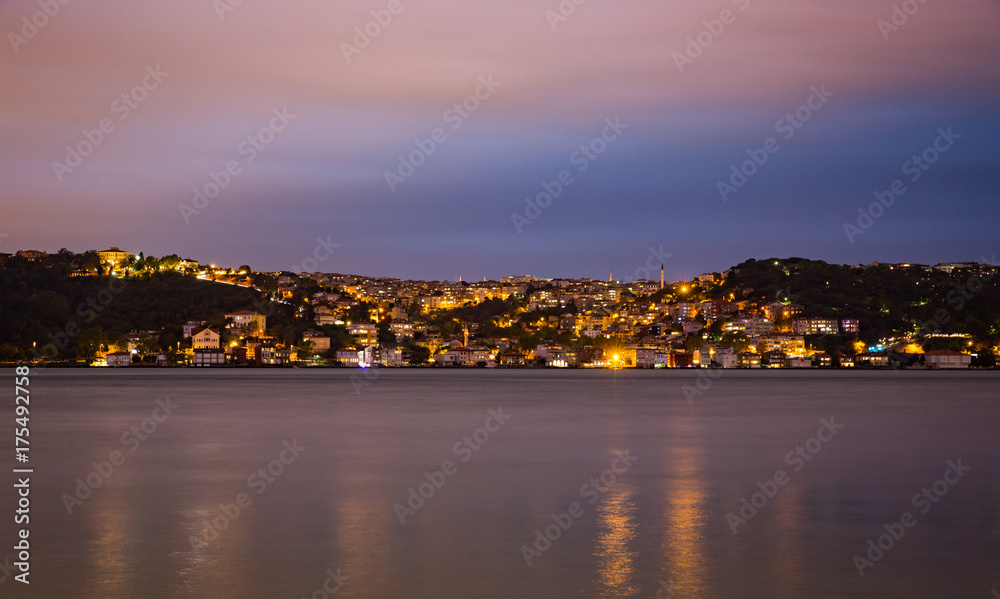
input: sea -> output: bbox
[1,368,998,598]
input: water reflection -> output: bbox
[595,481,639,598]
[85,490,135,597]
[658,434,710,597]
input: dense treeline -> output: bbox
[0,255,273,360]
[719,258,1000,348]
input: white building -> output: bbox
[191,327,221,350]
[924,350,972,369]
[106,352,132,367]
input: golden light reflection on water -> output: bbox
[770,482,805,595]
[333,495,394,597]
[658,442,710,598]
[85,495,135,597]
[595,481,639,598]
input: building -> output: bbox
[302,329,331,352]
[347,323,378,346]
[857,353,889,367]
[792,318,839,336]
[191,327,221,350]
[670,352,694,368]
[714,351,738,368]
[634,347,661,368]
[379,348,407,367]
[97,247,133,268]
[763,302,804,321]
[760,335,806,356]
[924,350,972,369]
[546,347,578,368]
[254,345,290,366]
[193,348,227,367]
[336,349,363,367]
[389,321,414,338]
[813,352,833,367]
[763,351,787,368]
[183,321,207,338]
[434,346,493,366]
[724,317,774,337]
[738,353,761,368]
[106,352,132,367]
[226,310,267,333]
[15,250,47,261]
[672,302,699,320]
[787,357,812,368]
[497,351,526,366]
[840,319,860,335]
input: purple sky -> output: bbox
[2,0,999,280]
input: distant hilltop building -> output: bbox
[98,247,133,267]
[15,249,47,260]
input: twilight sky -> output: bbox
[2,0,999,280]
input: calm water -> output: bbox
[1,369,998,598]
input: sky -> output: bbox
[1,0,999,281]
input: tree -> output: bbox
[80,252,101,273]
[78,327,108,361]
[684,333,704,352]
[137,334,160,355]
[160,254,181,270]
[377,320,396,346]
[409,345,430,365]
[721,331,750,353]
[295,339,315,360]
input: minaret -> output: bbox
[609,271,613,283]
[463,325,469,348]
[660,264,664,289]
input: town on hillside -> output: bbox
[3,248,997,370]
